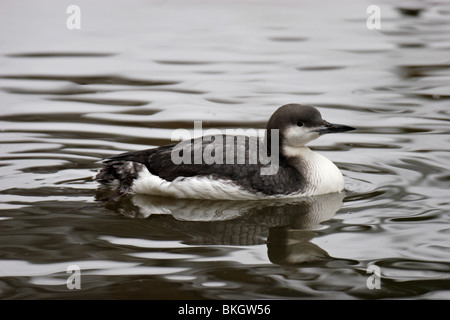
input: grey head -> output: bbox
[266,104,355,153]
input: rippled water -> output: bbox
[1,0,450,299]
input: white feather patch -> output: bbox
[131,166,262,200]
[282,146,345,195]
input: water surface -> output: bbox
[1,0,450,299]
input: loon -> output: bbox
[96,104,355,200]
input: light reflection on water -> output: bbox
[0,0,450,299]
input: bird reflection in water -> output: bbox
[96,189,345,266]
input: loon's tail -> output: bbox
[96,160,144,194]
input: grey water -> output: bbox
[0,0,449,299]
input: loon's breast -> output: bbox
[283,146,345,196]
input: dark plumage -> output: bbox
[96,135,306,195]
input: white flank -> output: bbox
[131,166,261,200]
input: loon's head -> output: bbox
[266,104,355,155]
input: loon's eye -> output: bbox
[297,121,304,127]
